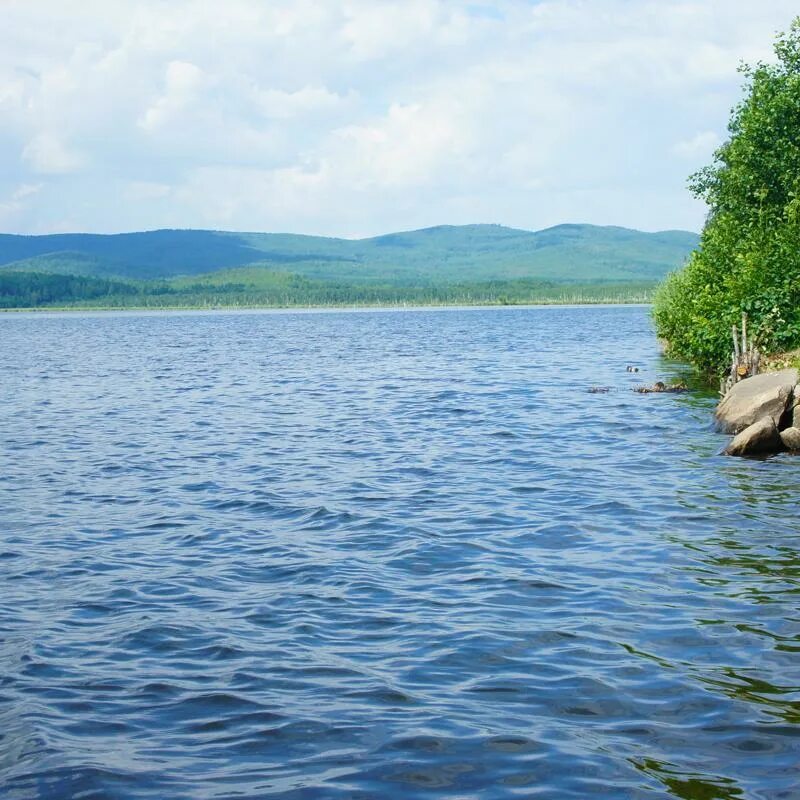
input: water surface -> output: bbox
[1,305,799,799]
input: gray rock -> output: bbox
[725,418,784,457]
[793,399,800,429]
[780,426,800,452]
[715,368,798,434]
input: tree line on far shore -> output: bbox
[0,269,656,310]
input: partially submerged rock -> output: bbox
[780,426,800,452]
[714,368,798,434]
[633,381,688,394]
[725,418,784,457]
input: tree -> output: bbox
[653,17,800,373]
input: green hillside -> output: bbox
[0,224,698,285]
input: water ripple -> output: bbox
[1,306,799,799]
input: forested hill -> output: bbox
[0,224,698,284]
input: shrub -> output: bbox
[653,18,800,373]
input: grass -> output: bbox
[0,287,656,312]
[761,348,800,372]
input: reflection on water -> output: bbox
[633,757,745,800]
[1,305,799,799]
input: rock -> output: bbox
[633,381,688,394]
[794,400,800,429]
[780,427,800,452]
[725,418,784,457]
[715,368,798,434]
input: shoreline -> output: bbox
[0,298,654,315]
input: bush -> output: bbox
[653,17,800,373]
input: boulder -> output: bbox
[725,418,784,457]
[715,368,798,434]
[780,427,800,452]
[794,400,800,430]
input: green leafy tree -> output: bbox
[653,17,800,373]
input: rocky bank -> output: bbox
[715,368,800,457]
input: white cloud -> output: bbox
[0,0,798,235]
[333,101,468,188]
[673,130,722,159]
[138,60,207,131]
[22,133,86,174]
[12,183,43,201]
[340,0,474,60]
[0,183,44,228]
[255,86,352,119]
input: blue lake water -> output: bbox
[1,305,799,799]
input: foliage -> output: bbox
[0,271,138,308]
[653,18,800,373]
[0,269,657,310]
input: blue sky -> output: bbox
[1,0,797,237]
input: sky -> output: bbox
[0,1,797,238]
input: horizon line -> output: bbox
[0,221,702,240]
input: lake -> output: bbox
[1,305,799,799]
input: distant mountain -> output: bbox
[0,224,699,285]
